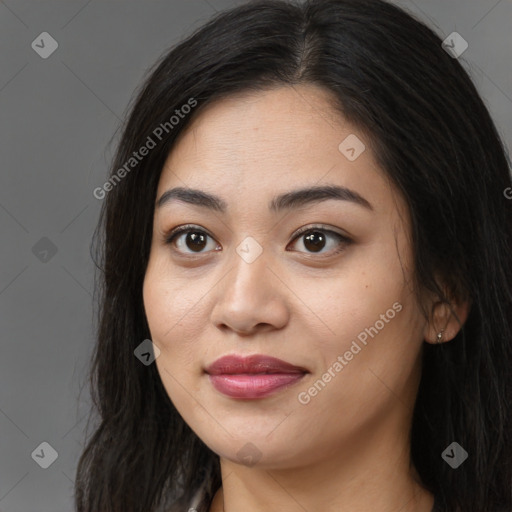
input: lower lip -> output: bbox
[208,373,306,399]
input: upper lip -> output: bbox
[205,354,308,375]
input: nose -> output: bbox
[210,246,290,336]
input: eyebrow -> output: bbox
[156,184,373,213]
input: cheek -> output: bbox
[298,239,421,400]
[303,251,408,350]
[143,265,207,418]
[143,260,201,366]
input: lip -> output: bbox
[205,354,308,399]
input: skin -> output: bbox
[142,85,469,512]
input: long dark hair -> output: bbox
[75,1,512,511]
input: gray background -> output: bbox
[1,1,510,511]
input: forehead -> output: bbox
[167,85,346,162]
[157,85,402,219]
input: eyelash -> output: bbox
[163,224,352,258]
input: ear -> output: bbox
[423,293,471,344]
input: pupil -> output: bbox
[187,232,207,252]
[304,231,325,252]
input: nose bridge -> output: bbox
[210,234,289,333]
[227,235,270,298]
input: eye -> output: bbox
[287,225,352,257]
[164,224,219,255]
[164,224,352,257]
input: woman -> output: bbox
[75,1,512,511]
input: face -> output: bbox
[143,85,429,469]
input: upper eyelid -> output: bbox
[165,224,214,241]
[292,224,351,239]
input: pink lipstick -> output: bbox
[205,354,308,399]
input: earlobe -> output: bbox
[423,296,471,344]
